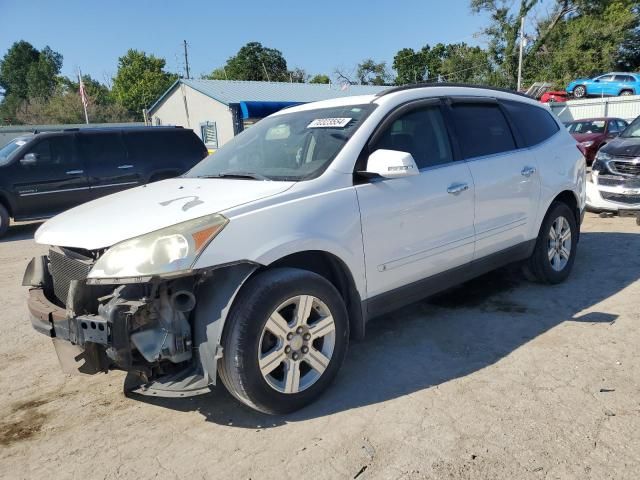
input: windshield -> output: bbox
[0,137,29,166]
[187,104,375,181]
[566,120,606,134]
[620,117,640,138]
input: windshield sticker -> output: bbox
[307,118,352,128]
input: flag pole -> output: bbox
[78,67,89,124]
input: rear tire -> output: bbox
[573,85,587,99]
[524,201,578,284]
[218,268,349,414]
[0,204,9,238]
[620,90,634,96]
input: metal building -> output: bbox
[147,79,387,151]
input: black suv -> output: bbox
[0,126,208,237]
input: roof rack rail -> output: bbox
[375,82,530,99]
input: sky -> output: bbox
[1,0,506,84]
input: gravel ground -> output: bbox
[0,213,639,479]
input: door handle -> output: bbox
[521,166,536,177]
[118,165,134,169]
[66,170,84,175]
[447,183,469,195]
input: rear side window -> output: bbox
[502,100,560,147]
[608,120,620,133]
[372,106,453,169]
[450,103,516,159]
[124,130,206,166]
[78,133,126,166]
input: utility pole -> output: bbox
[517,16,525,92]
[183,40,190,79]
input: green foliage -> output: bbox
[0,41,63,123]
[112,49,178,120]
[206,42,289,82]
[309,74,331,84]
[16,92,132,124]
[356,59,392,85]
[393,43,493,85]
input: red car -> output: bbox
[540,91,568,103]
[565,117,629,164]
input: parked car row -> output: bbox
[0,126,208,237]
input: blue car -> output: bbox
[566,72,640,99]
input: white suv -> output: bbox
[25,85,585,414]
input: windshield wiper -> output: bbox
[198,171,270,181]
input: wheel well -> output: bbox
[265,251,365,340]
[620,89,634,95]
[552,190,580,233]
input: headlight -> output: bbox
[88,214,228,280]
[596,150,612,161]
[592,159,607,174]
[580,140,594,148]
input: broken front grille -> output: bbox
[48,249,93,305]
[601,192,640,205]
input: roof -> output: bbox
[148,79,388,114]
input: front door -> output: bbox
[355,102,475,300]
[9,135,91,219]
[447,100,540,259]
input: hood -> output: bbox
[601,136,640,158]
[572,132,603,143]
[35,178,294,250]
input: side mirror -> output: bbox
[20,153,38,166]
[360,149,419,179]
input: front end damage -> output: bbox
[588,156,640,220]
[24,247,256,397]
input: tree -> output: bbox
[288,67,308,83]
[470,0,640,88]
[0,41,63,123]
[206,42,289,82]
[393,43,493,85]
[309,74,330,84]
[112,49,177,120]
[356,59,392,85]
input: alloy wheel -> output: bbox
[258,295,336,394]
[573,86,586,98]
[547,216,572,272]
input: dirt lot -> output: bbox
[1,213,639,479]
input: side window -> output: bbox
[598,75,615,82]
[501,101,559,147]
[78,133,126,166]
[371,106,453,169]
[450,103,516,159]
[614,75,629,83]
[608,120,620,133]
[618,120,629,131]
[26,136,75,166]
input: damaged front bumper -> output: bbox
[24,252,257,398]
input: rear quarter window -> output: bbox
[501,100,560,147]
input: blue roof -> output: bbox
[148,79,387,113]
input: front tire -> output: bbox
[218,268,349,414]
[524,202,578,284]
[573,85,587,99]
[0,204,9,238]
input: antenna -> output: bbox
[183,40,191,79]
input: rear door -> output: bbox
[79,131,141,199]
[447,99,540,259]
[9,134,91,219]
[356,100,475,300]
[590,74,616,96]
